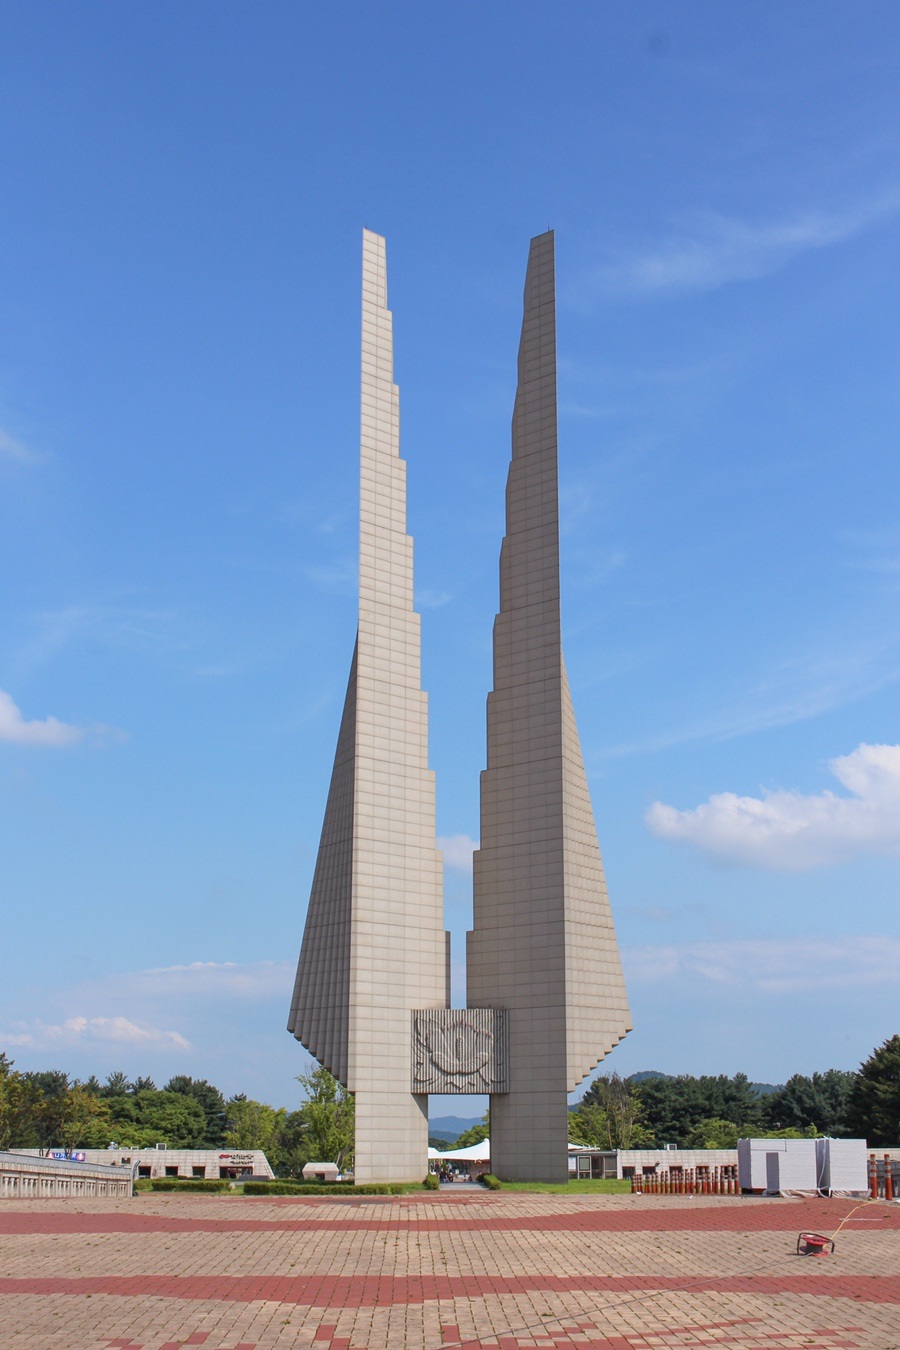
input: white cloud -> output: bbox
[647,742,900,869]
[1,1016,190,1050]
[625,935,900,995]
[0,688,84,747]
[437,834,479,873]
[600,192,900,296]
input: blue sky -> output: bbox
[1,2,899,1116]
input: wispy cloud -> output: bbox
[597,191,900,297]
[8,605,197,689]
[2,961,291,1057]
[1,1015,190,1050]
[415,588,453,610]
[301,559,357,597]
[843,526,900,589]
[437,834,479,873]
[128,960,295,999]
[0,427,41,464]
[647,742,900,870]
[625,935,900,994]
[602,641,900,757]
[0,688,84,747]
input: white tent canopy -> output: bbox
[428,1139,491,1162]
[429,1138,593,1163]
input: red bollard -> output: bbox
[885,1156,894,1203]
[870,1154,878,1200]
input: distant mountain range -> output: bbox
[428,1115,483,1141]
[626,1070,782,1096]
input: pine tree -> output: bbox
[844,1035,900,1146]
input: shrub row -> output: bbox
[242,1181,406,1196]
[480,1173,502,1189]
[148,1178,232,1193]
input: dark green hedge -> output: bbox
[480,1173,502,1189]
[148,1178,232,1193]
[242,1181,405,1196]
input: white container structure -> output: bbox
[302,1162,341,1183]
[738,1138,818,1193]
[816,1138,868,1193]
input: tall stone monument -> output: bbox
[467,231,631,1181]
[287,230,449,1184]
[290,229,630,1184]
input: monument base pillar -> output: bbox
[488,1091,571,1184]
[352,1091,429,1185]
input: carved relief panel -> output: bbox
[411,1008,508,1094]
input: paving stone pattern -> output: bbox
[1,1192,898,1349]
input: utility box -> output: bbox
[816,1138,867,1193]
[738,1138,818,1193]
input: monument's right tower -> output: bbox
[467,231,632,1182]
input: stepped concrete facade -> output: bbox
[288,230,449,1184]
[290,229,629,1184]
[467,231,631,1182]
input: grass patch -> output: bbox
[497,1178,631,1194]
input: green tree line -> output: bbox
[3,1034,897,1167]
[567,1035,900,1151]
[0,1056,353,1177]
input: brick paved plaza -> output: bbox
[1,1190,898,1349]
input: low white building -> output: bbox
[568,1146,739,1180]
[13,1148,274,1181]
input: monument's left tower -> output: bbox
[288,230,449,1184]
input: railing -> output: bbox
[0,1151,132,1199]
